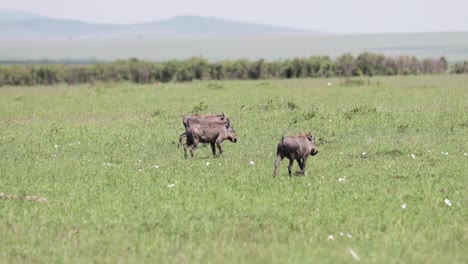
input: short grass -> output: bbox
[0,75,467,263]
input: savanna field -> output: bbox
[0,75,467,263]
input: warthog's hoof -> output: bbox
[295,170,305,176]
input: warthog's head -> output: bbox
[226,125,237,143]
[306,133,318,156]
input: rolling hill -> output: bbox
[0,9,310,39]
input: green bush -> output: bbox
[0,54,460,86]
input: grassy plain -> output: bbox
[0,75,467,263]
[1,32,468,62]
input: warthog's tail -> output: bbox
[281,119,298,139]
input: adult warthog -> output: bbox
[178,113,226,147]
[273,133,318,177]
[183,123,237,159]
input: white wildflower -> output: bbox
[441,152,449,155]
[464,153,468,156]
[347,233,352,238]
[206,162,210,166]
[327,82,331,86]
[54,144,59,148]
[444,198,452,206]
[154,165,160,169]
[249,161,255,165]
[103,162,111,166]
[339,232,344,236]
[338,177,346,182]
[411,154,416,159]
[401,203,407,209]
[327,234,335,241]
[167,183,176,188]
[138,169,142,172]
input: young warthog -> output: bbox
[183,123,237,159]
[178,113,226,147]
[273,133,318,177]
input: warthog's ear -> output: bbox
[307,132,313,141]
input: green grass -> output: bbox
[1,75,467,263]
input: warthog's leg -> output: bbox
[210,142,217,157]
[287,158,294,177]
[183,143,188,159]
[295,158,305,175]
[178,132,186,148]
[190,139,199,159]
[301,156,309,175]
[273,154,284,177]
[215,139,224,157]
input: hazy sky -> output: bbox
[2,0,467,33]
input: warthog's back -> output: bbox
[184,113,226,128]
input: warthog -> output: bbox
[178,113,226,147]
[183,123,237,159]
[273,133,318,176]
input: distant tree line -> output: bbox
[0,53,466,86]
